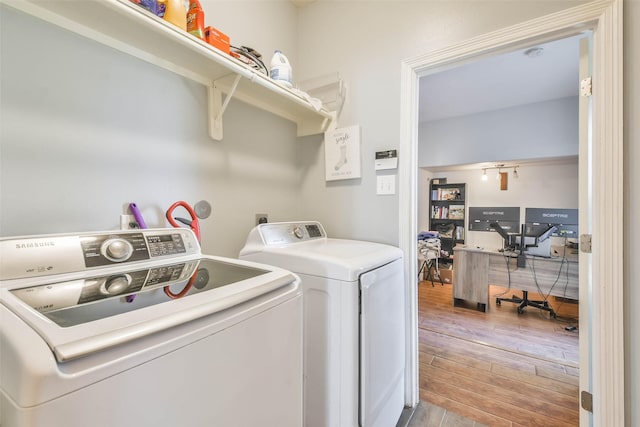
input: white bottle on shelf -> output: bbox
[270,50,293,87]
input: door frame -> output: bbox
[398,0,623,425]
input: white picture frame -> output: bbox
[324,125,361,181]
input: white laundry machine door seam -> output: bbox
[359,258,405,427]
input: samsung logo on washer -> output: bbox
[15,241,55,249]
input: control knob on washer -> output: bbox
[102,239,134,262]
[102,274,131,295]
[293,226,304,239]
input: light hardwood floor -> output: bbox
[417,279,580,426]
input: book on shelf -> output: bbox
[448,205,465,220]
[431,187,463,201]
[431,205,448,219]
[454,225,465,240]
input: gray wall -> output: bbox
[295,1,587,244]
[0,5,301,258]
[418,97,578,167]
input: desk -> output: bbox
[452,245,579,312]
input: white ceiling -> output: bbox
[419,34,584,123]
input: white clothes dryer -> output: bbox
[239,221,405,427]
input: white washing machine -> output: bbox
[0,228,302,427]
[239,221,405,427]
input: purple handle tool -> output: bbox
[129,203,147,229]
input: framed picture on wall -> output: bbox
[324,125,362,181]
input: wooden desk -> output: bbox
[452,245,579,312]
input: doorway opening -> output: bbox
[414,34,584,424]
[400,1,623,424]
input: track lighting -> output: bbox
[480,164,520,188]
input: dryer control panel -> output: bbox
[256,221,327,245]
[0,228,200,281]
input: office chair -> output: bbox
[496,291,556,317]
[495,254,557,318]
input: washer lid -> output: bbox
[0,256,298,362]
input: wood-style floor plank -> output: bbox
[418,280,580,426]
[419,390,511,427]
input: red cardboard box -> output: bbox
[205,26,230,54]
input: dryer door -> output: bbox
[359,258,405,427]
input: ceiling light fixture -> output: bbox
[480,164,520,187]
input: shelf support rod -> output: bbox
[208,74,243,141]
[215,74,242,121]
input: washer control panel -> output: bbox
[81,231,192,267]
[0,228,200,281]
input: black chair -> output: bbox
[496,291,556,318]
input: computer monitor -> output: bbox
[525,208,578,237]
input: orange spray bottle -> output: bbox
[187,0,205,40]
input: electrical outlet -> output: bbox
[120,214,137,230]
[255,214,268,225]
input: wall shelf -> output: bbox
[2,0,336,140]
[298,73,346,119]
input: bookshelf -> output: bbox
[429,180,466,259]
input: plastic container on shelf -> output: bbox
[130,0,159,15]
[162,0,187,30]
[156,0,165,17]
[270,50,293,88]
